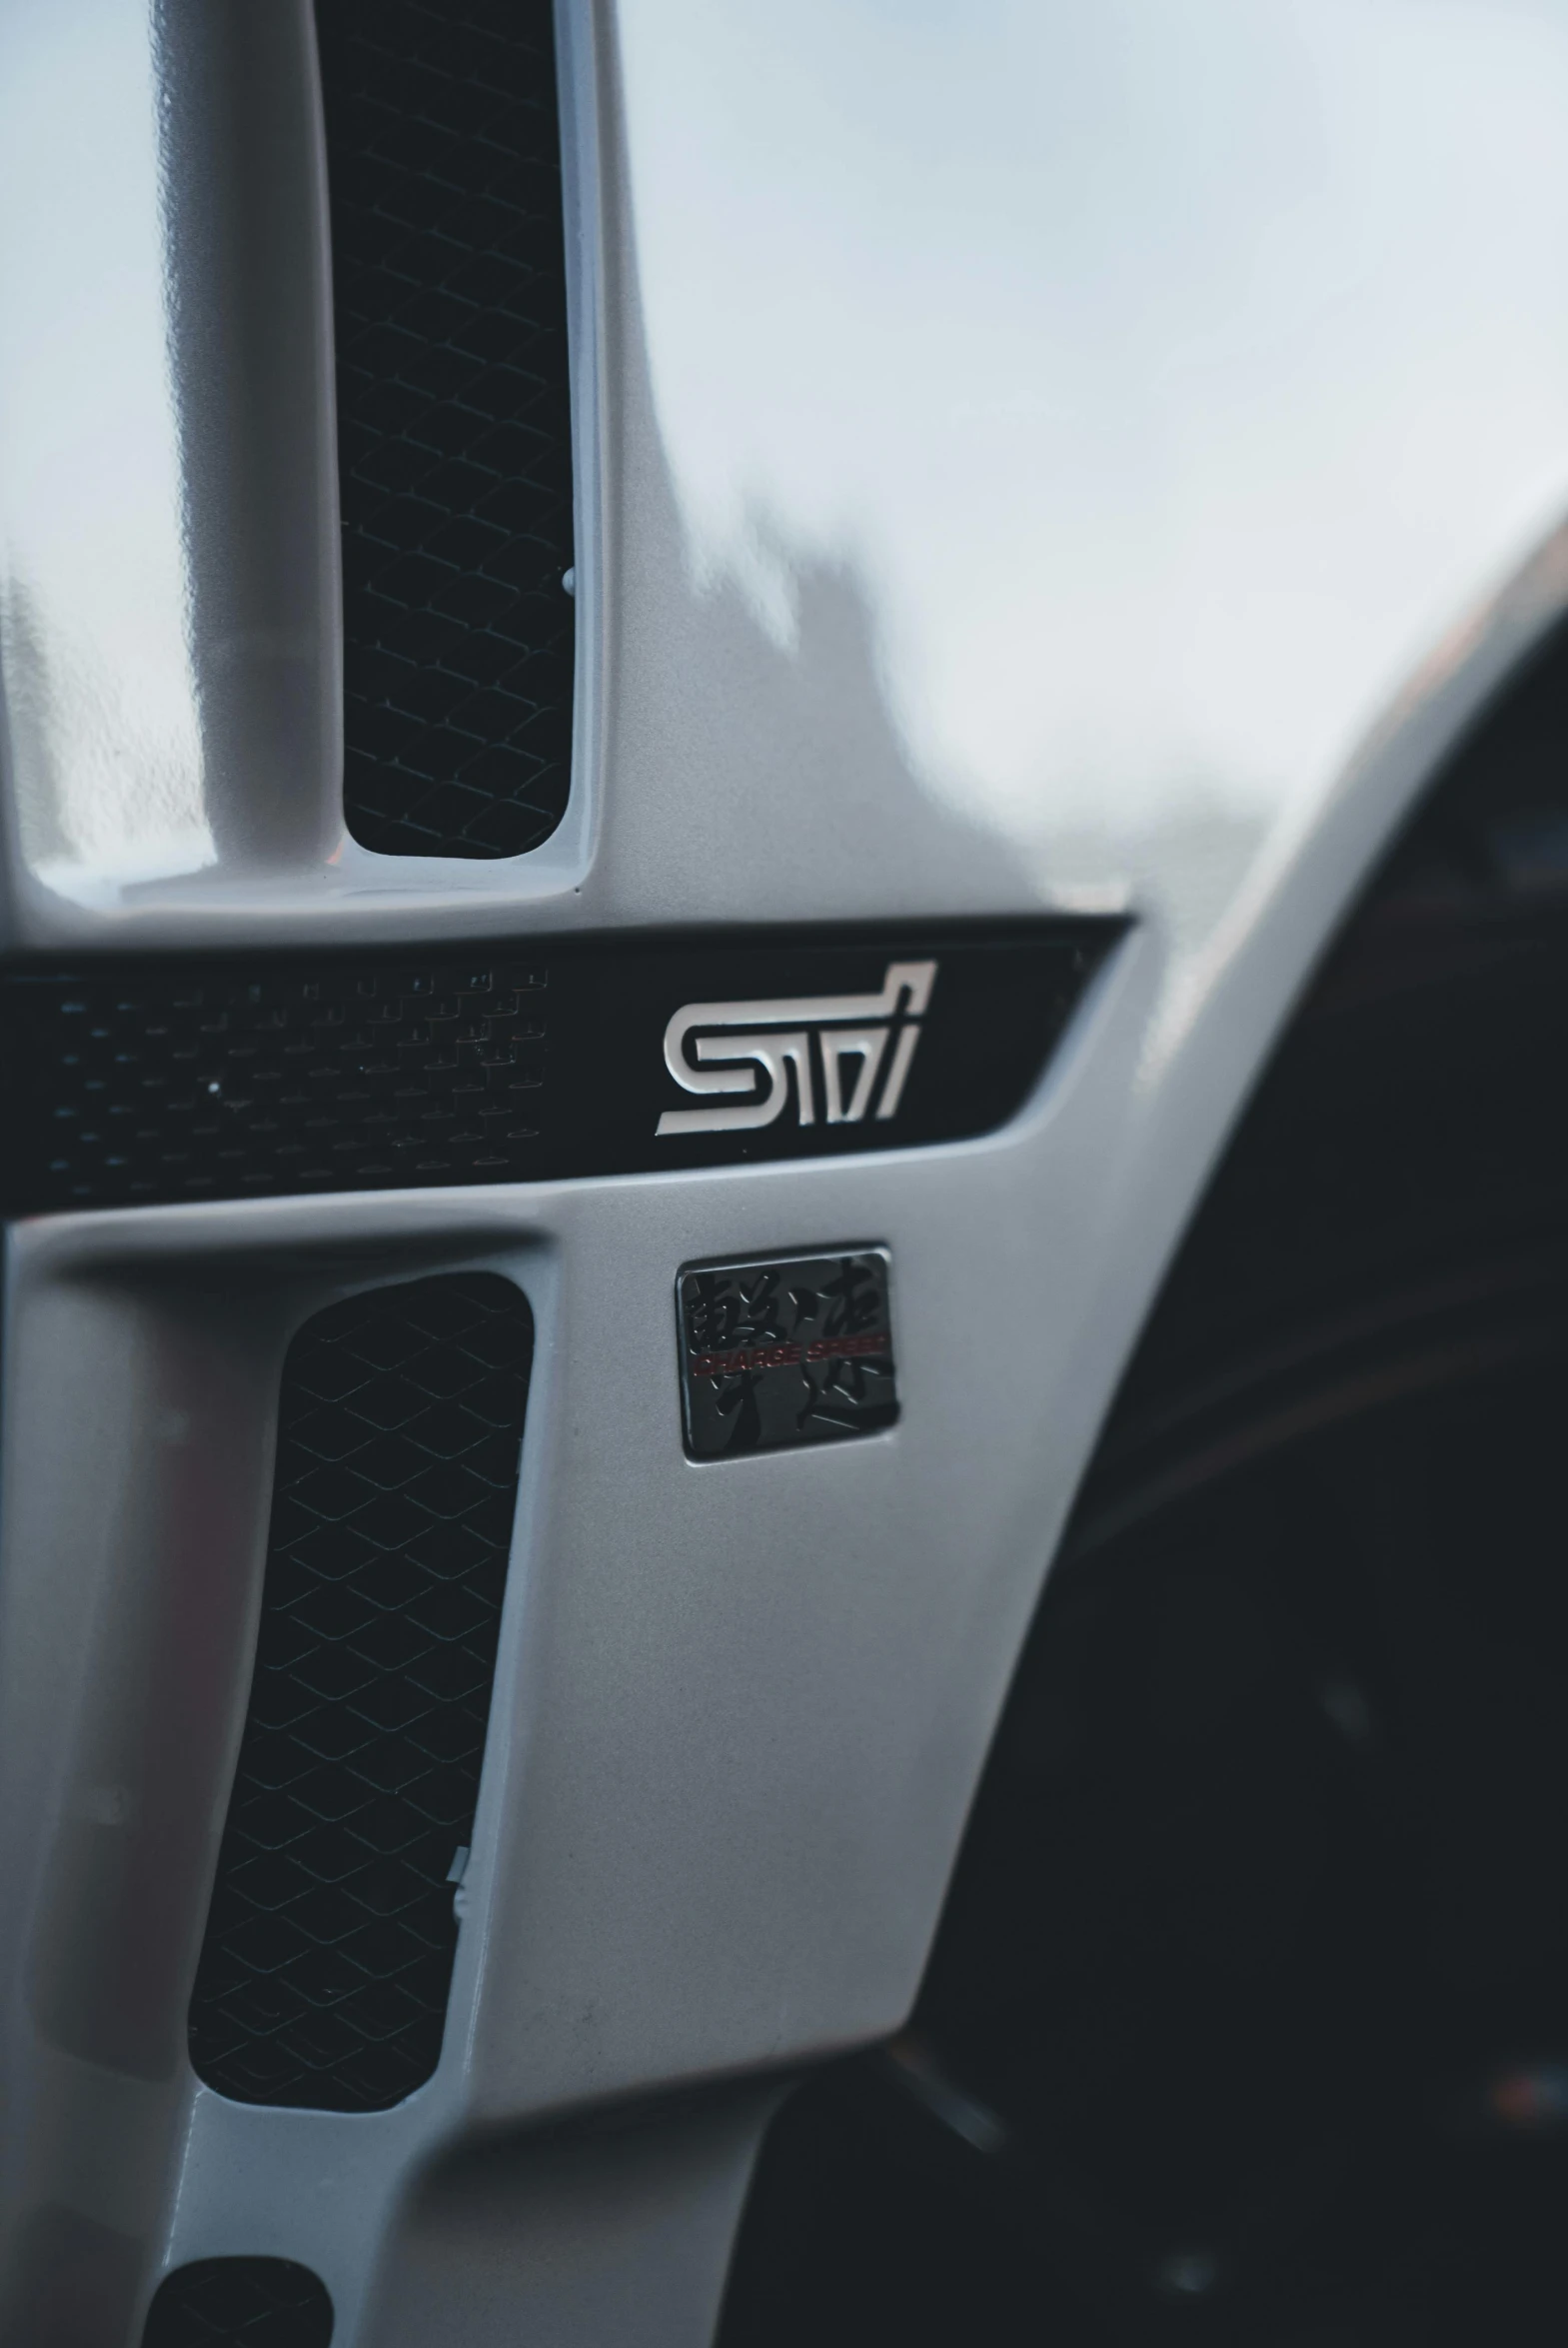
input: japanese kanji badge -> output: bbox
[676,1249,899,1458]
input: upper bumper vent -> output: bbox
[315,0,576,858]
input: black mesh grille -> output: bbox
[188,1274,532,2111]
[142,2259,333,2347]
[0,957,548,1213]
[0,927,1116,1215]
[316,0,576,858]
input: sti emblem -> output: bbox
[0,927,1120,1211]
[657,963,936,1137]
[677,1250,898,1459]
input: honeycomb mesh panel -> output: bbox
[188,1274,532,2111]
[0,929,1120,1214]
[0,956,549,1213]
[141,2258,333,2347]
[315,0,576,858]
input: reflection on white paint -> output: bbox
[0,0,212,903]
[618,0,1568,888]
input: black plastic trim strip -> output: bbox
[0,922,1121,1215]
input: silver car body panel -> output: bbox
[1,1,1567,2341]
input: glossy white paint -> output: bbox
[5,0,1567,960]
[0,0,602,943]
[616,0,1568,932]
[0,0,213,898]
[1,1,1567,2343]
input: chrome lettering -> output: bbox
[656,962,936,1139]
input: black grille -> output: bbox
[142,2259,333,2347]
[0,926,1118,1215]
[0,957,548,1212]
[316,0,576,858]
[188,1274,532,2111]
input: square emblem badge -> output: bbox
[677,1248,898,1459]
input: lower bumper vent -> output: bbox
[188,1273,532,2111]
[142,2257,333,2345]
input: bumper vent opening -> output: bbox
[142,2258,333,2346]
[188,1273,532,2111]
[315,0,576,859]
